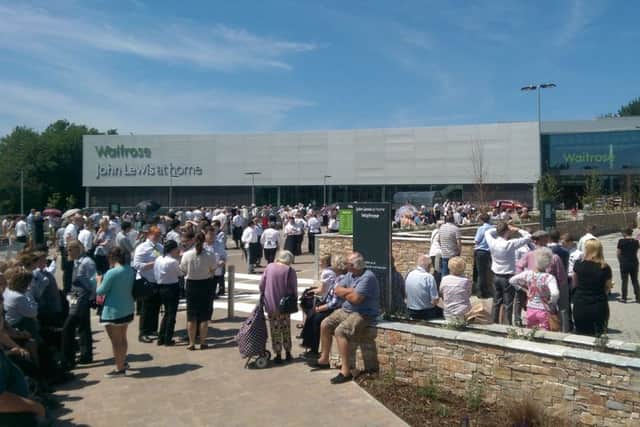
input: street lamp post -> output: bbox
[521,83,556,209]
[244,171,262,205]
[323,175,332,206]
[20,169,24,214]
[168,173,173,210]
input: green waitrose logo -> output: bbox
[562,144,615,169]
[95,145,152,159]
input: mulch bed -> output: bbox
[356,373,508,427]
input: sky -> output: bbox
[0,0,638,136]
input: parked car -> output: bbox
[490,199,527,210]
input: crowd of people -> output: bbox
[0,203,343,424]
[0,201,637,423]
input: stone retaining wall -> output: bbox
[333,322,640,426]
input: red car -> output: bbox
[490,200,527,210]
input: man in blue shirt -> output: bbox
[473,213,493,299]
[405,255,442,320]
[308,252,379,384]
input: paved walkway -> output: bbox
[52,311,406,427]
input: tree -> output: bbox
[602,96,640,117]
[582,170,602,210]
[46,193,64,209]
[470,140,489,207]
[536,174,561,204]
[0,120,115,214]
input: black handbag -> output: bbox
[279,295,299,314]
[132,278,154,300]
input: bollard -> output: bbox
[227,264,235,319]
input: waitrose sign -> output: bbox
[561,144,615,169]
[95,145,152,159]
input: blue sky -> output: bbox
[0,0,638,136]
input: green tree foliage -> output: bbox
[536,174,561,203]
[603,97,640,117]
[582,170,602,210]
[0,120,116,214]
[618,97,640,117]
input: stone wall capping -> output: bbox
[418,319,640,355]
[377,321,640,369]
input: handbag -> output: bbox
[279,295,299,314]
[548,312,561,332]
[132,278,154,300]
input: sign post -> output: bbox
[338,208,353,235]
[352,202,392,315]
[541,200,556,231]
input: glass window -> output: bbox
[542,130,640,173]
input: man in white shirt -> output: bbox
[577,225,597,252]
[133,226,164,343]
[405,255,442,320]
[260,222,281,264]
[241,221,259,274]
[485,222,531,325]
[153,240,181,346]
[307,212,322,255]
[294,212,306,256]
[14,216,28,247]
[77,222,94,256]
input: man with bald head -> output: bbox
[405,255,442,320]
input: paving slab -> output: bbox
[52,310,407,427]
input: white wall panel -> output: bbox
[83,122,540,187]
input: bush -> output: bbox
[505,398,572,427]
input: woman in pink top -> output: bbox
[259,250,298,364]
[439,257,472,323]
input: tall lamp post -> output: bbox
[323,175,332,206]
[244,171,261,205]
[521,83,556,209]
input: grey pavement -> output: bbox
[52,311,407,427]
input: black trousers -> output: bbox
[158,284,180,344]
[61,248,74,294]
[62,311,92,364]
[139,285,161,337]
[295,234,303,256]
[302,310,332,354]
[473,250,492,298]
[212,274,225,295]
[308,231,320,254]
[492,274,515,325]
[620,264,640,300]
[408,307,443,320]
[264,248,277,264]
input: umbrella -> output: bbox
[135,200,161,213]
[43,208,62,217]
[62,208,81,219]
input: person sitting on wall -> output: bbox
[308,252,380,384]
[404,255,442,320]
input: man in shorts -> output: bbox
[308,252,380,384]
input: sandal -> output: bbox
[200,344,209,350]
[296,324,304,329]
[187,345,196,351]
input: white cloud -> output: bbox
[0,3,316,71]
[0,79,313,136]
[554,0,601,46]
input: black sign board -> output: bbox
[109,202,121,215]
[352,202,392,313]
[541,200,556,231]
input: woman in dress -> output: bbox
[94,217,114,275]
[97,247,135,378]
[259,250,298,364]
[572,239,612,336]
[180,233,218,350]
[509,247,560,331]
